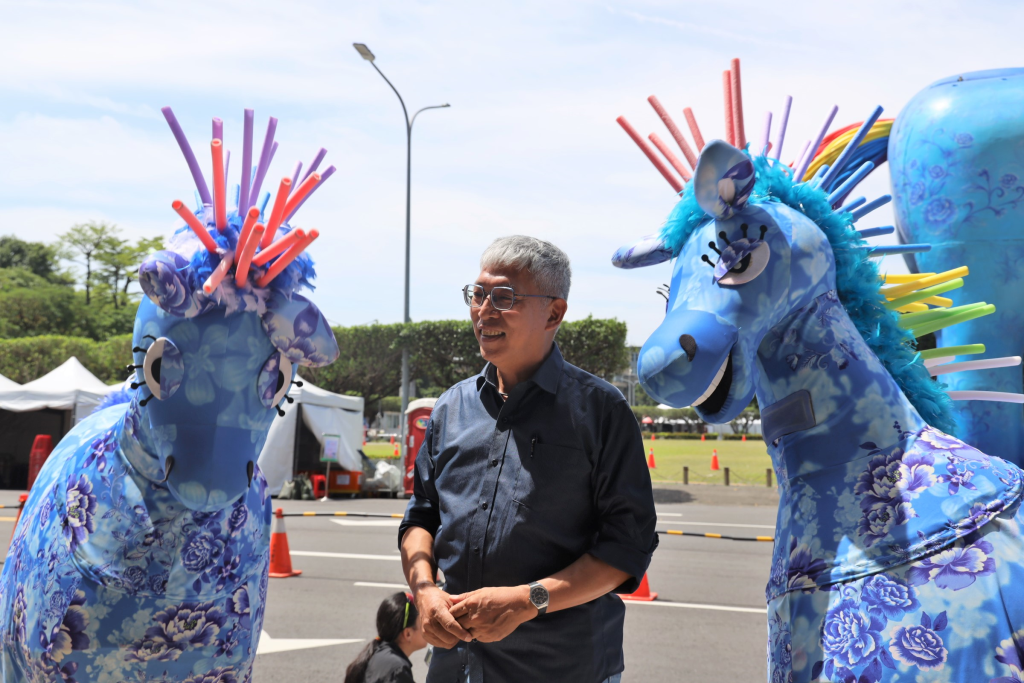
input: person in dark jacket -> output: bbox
[345,592,427,683]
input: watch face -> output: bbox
[530,584,548,606]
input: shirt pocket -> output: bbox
[513,441,590,514]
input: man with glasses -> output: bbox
[399,235,658,683]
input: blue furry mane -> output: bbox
[658,153,957,434]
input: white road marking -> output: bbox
[331,519,402,527]
[656,512,683,516]
[355,581,408,589]
[291,551,401,561]
[256,630,363,654]
[623,600,765,614]
[657,520,776,530]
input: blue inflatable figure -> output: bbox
[890,69,1024,465]
[614,81,1024,681]
[0,108,339,682]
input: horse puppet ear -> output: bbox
[692,140,756,220]
[261,291,340,368]
[138,251,215,318]
[611,234,673,269]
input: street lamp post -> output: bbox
[354,43,449,463]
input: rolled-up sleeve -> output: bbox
[587,400,659,593]
[398,418,441,547]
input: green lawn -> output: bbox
[642,437,774,486]
[366,437,774,486]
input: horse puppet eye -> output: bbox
[715,240,771,286]
[257,352,294,409]
[142,337,183,400]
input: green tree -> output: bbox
[97,235,163,308]
[400,320,482,391]
[300,323,404,408]
[58,222,121,305]
[0,235,65,282]
[557,316,629,378]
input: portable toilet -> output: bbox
[405,398,437,497]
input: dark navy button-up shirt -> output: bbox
[400,344,658,683]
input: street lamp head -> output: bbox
[353,43,375,62]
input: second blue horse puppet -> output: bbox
[0,109,339,683]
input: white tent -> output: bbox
[0,374,19,391]
[0,357,120,424]
[257,378,365,495]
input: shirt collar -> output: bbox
[476,343,564,395]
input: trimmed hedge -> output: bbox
[0,334,131,384]
[644,432,756,441]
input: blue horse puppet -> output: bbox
[0,109,339,683]
[614,136,1024,681]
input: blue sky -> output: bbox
[2,0,1023,344]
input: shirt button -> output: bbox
[502,417,509,424]
[481,502,488,510]
[473,546,480,554]
[491,459,498,467]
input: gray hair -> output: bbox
[480,235,572,300]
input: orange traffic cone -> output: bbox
[8,493,27,544]
[742,434,747,442]
[710,450,720,471]
[651,433,656,441]
[269,508,302,578]
[700,433,705,442]
[621,573,658,602]
[647,448,656,469]
[393,444,399,457]
[390,435,395,445]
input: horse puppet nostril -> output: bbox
[679,335,698,362]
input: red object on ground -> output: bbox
[405,400,436,497]
[330,470,362,495]
[742,434,747,442]
[9,493,28,544]
[390,435,395,445]
[310,474,327,499]
[701,433,706,442]
[711,451,720,471]
[651,433,656,441]
[621,573,658,602]
[393,444,399,457]
[269,508,302,578]
[647,448,656,469]
[26,435,54,491]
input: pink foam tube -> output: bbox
[616,117,683,193]
[289,161,303,196]
[161,107,212,205]
[771,95,792,160]
[683,108,704,151]
[203,251,235,294]
[236,207,261,255]
[213,117,223,142]
[793,105,838,183]
[758,112,772,157]
[247,117,279,211]
[253,228,305,267]
[722,71,735,146]
[172,200,218,252]
[647,95,697,169]
[240,109,254,214]
[283,172,322,219]
[730,58,745,148]
[648,133,691,181]
[286,165,335,221]
[302,148,327,182]
[235,223,265,287]
[211,140,227,231]
[261,177,292,248]
[256,230,319,288]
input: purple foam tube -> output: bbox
[213,117,223,142]
[161,106,212,205]
[247,117,279,211]
[771,95,792,161]
[289,161,303,197]
[791,140,810,181]
[240,109,254,213]
[793,105,838,184]
[820,105,884,192]
[286,165,335,222]
[302,148,328,182]
[224,150,231,192]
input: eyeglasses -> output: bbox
[463,284,558,311]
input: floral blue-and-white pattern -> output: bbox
[613,138,1024,681]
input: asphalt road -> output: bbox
[0,492,776,682]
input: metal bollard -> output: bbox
[724,467,730,486]
[766,468,773,488]
[683,466,689,485]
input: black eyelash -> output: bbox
[708,241,721,255]
[701,254,715,268]
[139,393,154,407]
[276,407,286,416]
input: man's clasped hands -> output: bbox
[413,583,537,647]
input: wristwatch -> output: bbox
[528,581,549,616]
